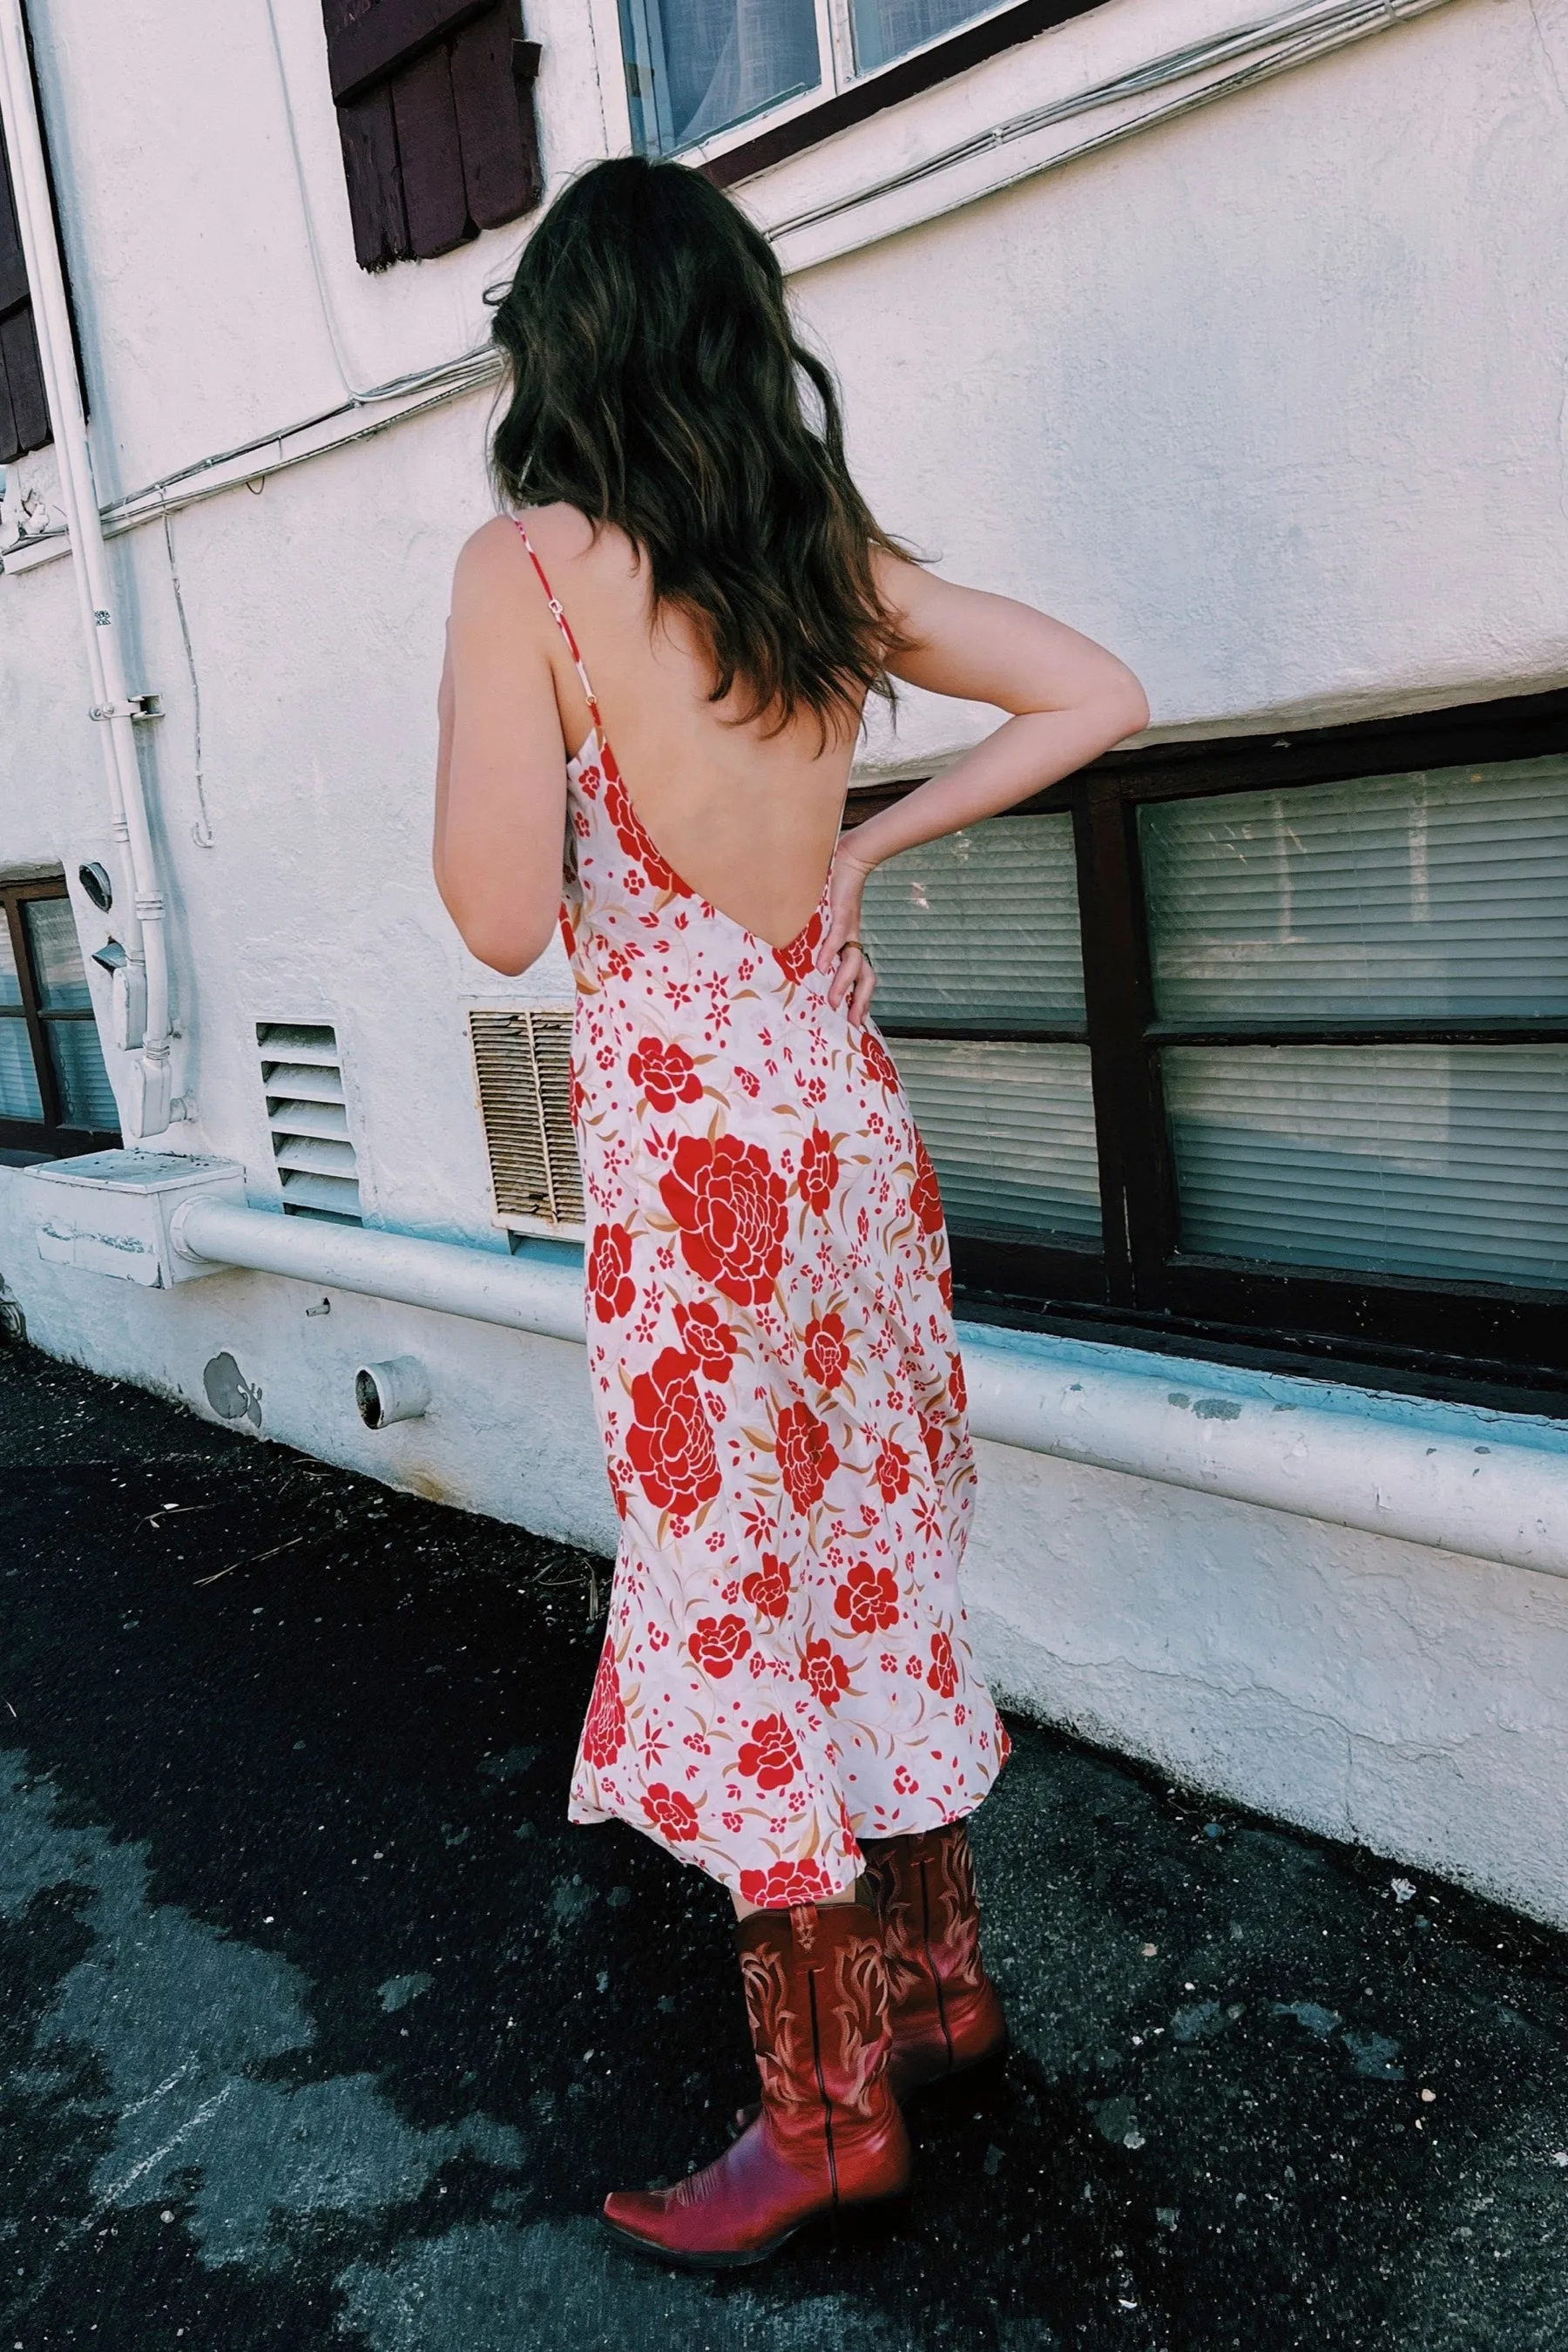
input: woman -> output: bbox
[433,155,1147,2268]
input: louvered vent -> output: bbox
[256,1022,362,1223]
[469,1007,585,1234]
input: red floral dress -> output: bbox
[517,526,1009,1905]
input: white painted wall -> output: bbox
[3,0,1567,1922]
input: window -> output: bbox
[0,80,51,462]
[0,881,120,1163]
[622,0,1106,168]
[322,0,542,271]
[855,689,1568,1399]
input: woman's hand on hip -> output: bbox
[819,846,878,1028]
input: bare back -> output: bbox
[434,501,1146,990]
[515,504,861,953]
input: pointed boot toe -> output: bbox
[600,1902,909,2269]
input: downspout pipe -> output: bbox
[169,1194,1568,1584]
[0,0,176,1138]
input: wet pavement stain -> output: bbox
[2,1338,1567,2349]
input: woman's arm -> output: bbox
[432,519,568,977]
[820,557,1148,1022]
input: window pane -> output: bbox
[620,0,820,153]
[889,1038,1101,1244]
[22,896,94,1011]
[0,919,24,1010]
[46,1021,118,1132]
[0,1017,44,1122]
[851,0,999,73]
[860,814,1086,1030]
[1140,757,1568,1022]
[1164,1045,1568,1288]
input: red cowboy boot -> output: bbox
[602,1899,910,2268]
[862,1821,1007,2099]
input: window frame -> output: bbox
[846,685,1568,1403]
[0,877,120,1161]
[612,0,1106,175]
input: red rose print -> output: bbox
[774,1402,840,1514]
[910,1133,945,1235]
[927,1629,959,1698]
[801,1638,850,1712]
[938,1264,954,1312]
[687,1613,752,1678]
[873,1436,912,1502]
[641,1783,701,1842]
[773,908,824,983]
[861,1030,901,1092]
[834,1560,901,1635]
[920,1412,943,1471]
[893,1764,919,1795]
[626,1348,721,1515]
[628,1035,703,1113]
[802,1311,851,1393]
[739,1855,836,1906]
[948,1352,967,1413]
[797,1125,840,1216]
[605,768,689,896]
[736,1713,801,1791]
[741,1552,791,1621]
[587,1222,637,1324]
[581,1640,627,1768]
[659,1134,787,1308]
[673,1298,740,1379]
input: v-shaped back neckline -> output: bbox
[517,522,836,961]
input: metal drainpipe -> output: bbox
[0,0,178,1139]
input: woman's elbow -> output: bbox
[435,875,553,975]
[1113,672,1150,740]
[1094,650,1149,742]
[459,920,554,977]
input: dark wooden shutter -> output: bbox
[0,121,50,463]
[321,0,541,272]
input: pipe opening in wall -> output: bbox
[355,1355,430,1429]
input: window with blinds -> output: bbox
[848,690,1568,1396]
[859,814,1100,1254]
[0,880,119,1162]
[1140,760,1568,1291]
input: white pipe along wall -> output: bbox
[0,0,179,1139]
[167,1193,1568,1583]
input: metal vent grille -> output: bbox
[256,1022,362,1224]
[469,1008,585,1233]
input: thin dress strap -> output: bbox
[513,520,604,740]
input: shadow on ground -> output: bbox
[1,1340,1566,2351]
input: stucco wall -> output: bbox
[3,0,1568,1927]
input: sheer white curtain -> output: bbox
[656,0,821,149]
[850,0,995,75]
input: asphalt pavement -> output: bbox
[3,1335,1566,2351]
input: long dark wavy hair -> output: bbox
[487,156,907,740]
